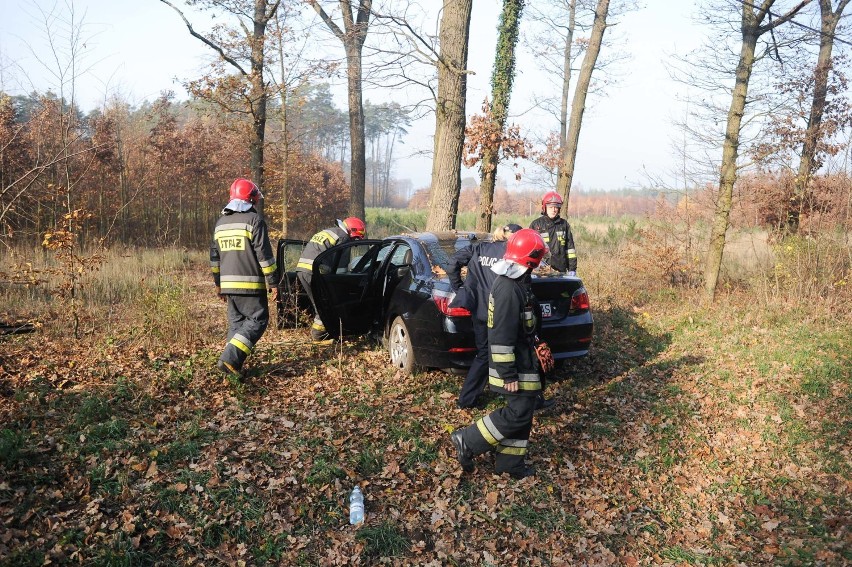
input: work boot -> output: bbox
[217,359,245,382]
[450,430,475,473]
[508,465,536,480]
[534,396,556,412]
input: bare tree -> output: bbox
[555,0,610,202]
[703,0,812,300]
[306,0,372,220]
[785,0,851,233]
[158,0,281,193]
[426,0,474,232]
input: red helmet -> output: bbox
[541,190,563,213]
[229,178,262,205]
[342,217,366,240]
[504,229,549,269]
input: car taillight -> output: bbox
[433,292,471,317]
[570,288,590,311]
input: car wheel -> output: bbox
[388,316,415,374]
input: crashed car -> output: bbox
[276,231,593,374]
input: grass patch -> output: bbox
[353,444,384,477]
[306,454,346,486]
[356,521,410,561]
[0,428,25,466]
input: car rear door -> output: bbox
[312,239,385,336]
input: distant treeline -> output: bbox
[0,85,412,248]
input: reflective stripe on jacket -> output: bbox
[530,214,577,272]
[210,208,277,295]
[295,226,350,273]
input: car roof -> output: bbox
[387,230,491,244]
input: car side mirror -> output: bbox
[318,264,331,275]
[396,264,411,278]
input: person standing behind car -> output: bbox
[450,229,549,480]
[447,223,522,409]
[211,178,278,380]
[530,190,577,275]
[295,217,366,343]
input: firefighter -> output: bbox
[530,191,577,275]
[295,217,366,343]
[210,178,278,380]
[446,223,522,409]
[450,229,548,480]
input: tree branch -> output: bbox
[758,0,812,34]
[158,0,248,76]
[306,0,346,41]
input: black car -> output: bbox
[276,232,593,374]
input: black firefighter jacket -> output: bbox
[210,208,277,295]
[486,274,542,398]
[446,240,508,323]
[530,214,577,272]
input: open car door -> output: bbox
[312,239,385,337]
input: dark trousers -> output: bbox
[458,318,489,407]
[458,394,536,475]
[220,294,269,370]
[297,271,327,340]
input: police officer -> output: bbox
[530,191,577,275]
[446,223,521,409]
[450,229,548,479]
[211,178,278,379]
[295,217,366,343]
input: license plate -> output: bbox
[541,302,552,318]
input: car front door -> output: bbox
[312,239,387,336]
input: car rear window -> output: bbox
[417,235,484,274]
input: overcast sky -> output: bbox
[0,0,706,192]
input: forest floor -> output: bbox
[0,263,849,566]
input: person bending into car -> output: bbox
[210,178,278,380]
[295,217,366,343]
[450,229,549,480]
[447,223,522,409]
[530,190,577,275]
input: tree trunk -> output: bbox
[704,0,812,300]
[280,86,289,238]
[556,0,609,203]
[704,30,758,299]
[308,1,371,220]
[477,0,524,233]
[557,0,577,181]
[426,0,474,232]
[250,0,269,194]
[346,43,366,219]
[786,0,849,234]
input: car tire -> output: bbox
[388,316,415,374]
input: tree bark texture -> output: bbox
[556,0,609,204]
[477,0,524,233]
[427,0,474,232]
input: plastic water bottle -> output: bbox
[349,485,364,525]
